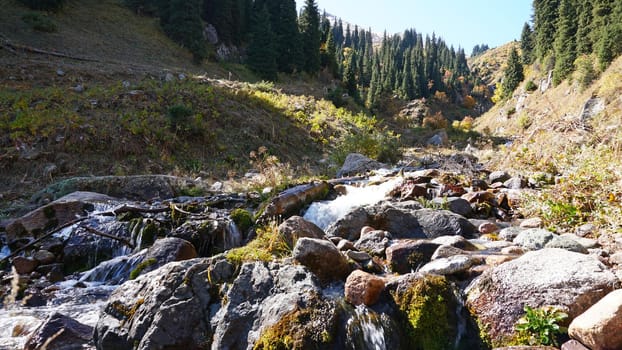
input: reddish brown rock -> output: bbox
[345,270,385,306]
[479,222,500,234]
[568,289,622,350]
[12,256,39,275]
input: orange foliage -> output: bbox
[462,95,476,109]
[422,111,448,129]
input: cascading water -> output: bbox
[345,304,388,350]
[303,177,401,230]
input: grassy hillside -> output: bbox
[475,54,622,235]
[0,0,403,216]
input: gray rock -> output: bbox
[435,197,473,217]
[499,226,524,241]
[346,250,372,262]
[164,72,174,82]
[33,250,56,265]
[466,248,619,343]
[326,204,476,241]
[95,258,218,350]
[7,191,118,242]
[432,245,468,260]
[419,255,478,275]
[560,234,599,249]
[337,239,355,251]
[427,130,449,146]
[353,230,391,256]
[513,228,556,250]
[575,223,596,237]
[292,238,350,281]
[386,240,440,274]
[25,312,93,350]
[503,177,527,189]
[431,235,479,251]
[336,153,386,178]
[203,24,219,44]
[545,235,588,253]
[278,215,325,248]
[489,171,511,184]
[579,97,605,124]
[211,262,322,349]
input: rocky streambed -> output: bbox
[1,153,621,350]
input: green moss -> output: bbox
[129,258,157,280]
[253,297,337,350]
[138,220,158,249]
[230,208,254,233]
[226,222,290,265]
[393,275,457,350]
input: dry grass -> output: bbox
[475,55,622,234]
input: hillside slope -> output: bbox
[475,54,622,235]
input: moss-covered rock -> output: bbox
[393,274,458,350]
[253,297,338,350]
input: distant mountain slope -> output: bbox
[468,42,520,86]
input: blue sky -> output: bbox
[295,0,533,53]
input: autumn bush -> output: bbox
[422,112,448,130]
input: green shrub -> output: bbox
[22,12,57,32]
[19,0,65,11]
[226,221,290,265]
[515,305,568,347]
[517,113,531,130]
[525,80,538,92]
[574,54,597,91]
[167,104,194,132]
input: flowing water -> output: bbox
[345,304,388,350]
[303,177,401,230]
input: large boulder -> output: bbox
[336,153,386,178]
[6,191,117,242]
[326,204,476,241]
[292,238,350,281]
[94,257,229,350]
[278,215,325,248]
[568,289,622,350]
[513,228,555,250]
[210,262,323,350]
[31,175,205,204]
[466,248,619,343]
[24,312,94,350]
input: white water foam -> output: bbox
[347,304,387,350]
[303,178,401,230]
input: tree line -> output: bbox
[520,0,622,86]
[119,0,473,108]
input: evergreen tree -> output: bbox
[502,47,524,98]
[576,0,593,55]
[553,0,578,85]
[274,0,302,73]
[321,28,338,76]
[342,49,359,99]
[533,0,560,60]
[247,5,278,80]
[344,24,352,47]
[160,0,206,62]
[520,22,535,64]
[299,0,321,74]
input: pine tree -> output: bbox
[553,0,578,85]
[502,47,524,98]
[299,0,321,74]
[520,22,535,64]
[160,0,206,62]
[274,0,302,73]
[533,0,560,60]
[342,48,359,99]
[247,5,278,80]
[576,0,593,55]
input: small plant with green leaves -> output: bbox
[129,258,157,280]
[514,305,568,347]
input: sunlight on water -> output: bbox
[303,178,401,230]
[346,305,387,350]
